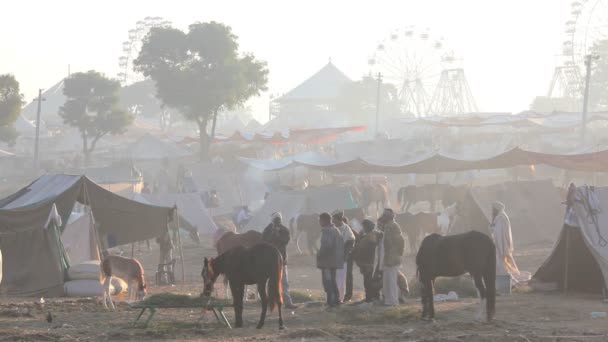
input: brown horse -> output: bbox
[215,230,263,298]
[358,183,390,217]
[202,243,284,329]
[396,212,441,254]
[291,208,366,256]
[417,231,496,322]
[398,184,468,212]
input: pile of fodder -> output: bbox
[141,293,232,307]
[409,276,479,298]
[289,290,323,303]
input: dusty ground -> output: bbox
[1,237,608,341]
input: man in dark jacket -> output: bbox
[353,219,383,302]
[263,212,297,309]
[317,212,344,307]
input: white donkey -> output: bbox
[101,254,147,310]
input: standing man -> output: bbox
[491,201,520,278]
[376,208,405,306]
[317,212,344,308]
[353,219,383,303]
[332,210,355,303]
[262,212,298,309]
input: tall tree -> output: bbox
[134,21,268,160]
[590,39,608,111]
[0,74,23,145]
[60,71,133,165]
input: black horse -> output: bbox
[416,231,496,322]
[202,243,284,329]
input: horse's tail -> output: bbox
[485,241,497,321]
[268,251,284,312]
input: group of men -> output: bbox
[318,208,406,307]
[259,208,406,309]
[257,199,521,309]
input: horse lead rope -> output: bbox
[579,186,607,247]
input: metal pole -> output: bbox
[581,54,599,145]
[33,89,44,171]
[375,73,382,137]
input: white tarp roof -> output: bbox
[137,193,218,234]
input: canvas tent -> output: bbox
[61,212,100,265]
[0,203,65,296]
[137,193,218,235]
[448,180,563,245]
[533,185,608,294]
[0,174,175,296]
[245,185,357,231]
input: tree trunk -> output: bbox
[82,133,90,167]
[210,109,219,142]
[198,120,209,161]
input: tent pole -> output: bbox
[175,206,185,284]
[84,181,104,259]
[564,227,570,294]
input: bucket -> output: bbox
[496,275,512,295]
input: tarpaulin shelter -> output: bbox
[448,180,563,245]
[0,202,65,296]
[239,147,608,174]
[245,185,357,231]
[61,213,100,265]
[137,193,218,235]
[533,185,608,294]
[0,174,175,296]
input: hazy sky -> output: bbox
[1,0,575,121]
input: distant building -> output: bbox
[272,61,353,128]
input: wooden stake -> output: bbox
[564,227,570,294]
[175,207,185,284]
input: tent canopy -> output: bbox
[0,202,65,296]
[449,180,563,245]
[534,185,608,294]
[0,174,175,296]
[0,174,175,246]
[239,147,608,174]
[137,193,218,234]
[245,185,357,231]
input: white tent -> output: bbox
[61,213,100,265]
[534,185,608,294]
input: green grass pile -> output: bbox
[142,293,232,307]
[408,276,479,298]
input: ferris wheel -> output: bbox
[549,0,608,103]
[368,26,476,117]
[565,0,608,69]
[118,16,172,85]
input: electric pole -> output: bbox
[581,54,599,145]
[375,72,382,137]
[33,89,45,172]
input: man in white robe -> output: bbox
[490,201,520,277]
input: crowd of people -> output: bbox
[256,199,524,308]
[258,206,407,308]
